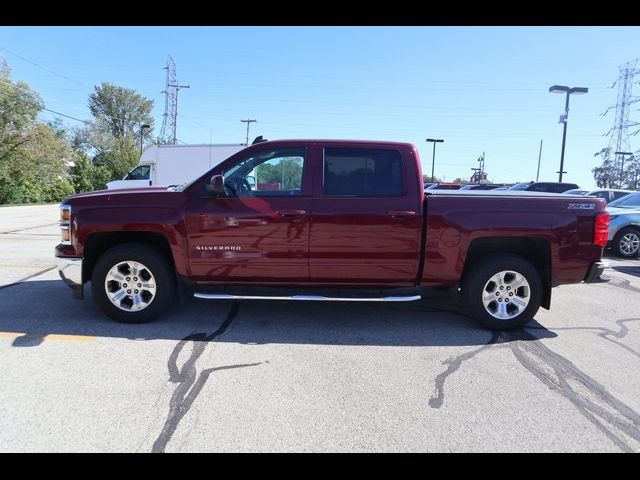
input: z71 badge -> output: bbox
[567,203,596,210]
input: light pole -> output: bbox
[549,85,588,182]
[615,151,633,189]
[426,138,444,182]
[241,119,257,145]
[139,124,150,156]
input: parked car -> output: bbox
[586,189,633,205]
[563,189,589,196]
[425,183,462,190]
[459,184,506,191]
[56,139,609,331]
[508,181,580,193]
[606,191,640,258]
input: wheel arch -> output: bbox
[461,237,552,309]
[83,231,176,285]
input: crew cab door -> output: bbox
[309,144,422,285]
[186,145,311,282]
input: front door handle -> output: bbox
[276,209,307,217]
[387,210,416,219]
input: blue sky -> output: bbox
[1,26,639,189]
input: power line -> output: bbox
[2,57,613,88]
[40,107,91,124]
[0,78,147,129]
[0,46,93,90]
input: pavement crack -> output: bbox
[428,326,640,452]
[527,318,640,360]
[151,303,261,453]
[595,274,640,294]
[506,329,640,452]
[429,333,501,408]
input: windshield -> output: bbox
[608,192,640,208]
[508,182,532,191]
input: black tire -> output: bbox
[612,227,640,258]
[91,243,175,323]
[462,254,542,331]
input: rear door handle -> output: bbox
[387,210,416,218]
[276,209,307,217]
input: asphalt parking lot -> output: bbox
[0,204,639,452]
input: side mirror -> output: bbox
[246,175,256,188]
[205,174,225,196]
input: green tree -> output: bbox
[70,152,111,193]
[0,60,43,164]
[423,175,443,183]
[0,62,75,204]
[593,148,618,188]
[451,177,468,184]
[0,122,76,203]
[255,158,303,189]
[77,83,154,180]
[593,146,640,189]
[88,82,154,139]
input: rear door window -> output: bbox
[323,147,403,196]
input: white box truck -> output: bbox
[106,143,247,190]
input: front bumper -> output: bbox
[584,261,609,284]
[57,257,84,299]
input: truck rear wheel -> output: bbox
[463,254,542,331]
[91,243,175,323]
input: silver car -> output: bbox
[607,192,640,258]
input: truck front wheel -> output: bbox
[91,243,175,323]
[463,254,542,331]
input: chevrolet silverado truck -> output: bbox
[55,139,609,330]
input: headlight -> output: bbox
[60,204,71,245]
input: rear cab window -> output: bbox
[322,147,404,197]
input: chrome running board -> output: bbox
[193,293,422,302]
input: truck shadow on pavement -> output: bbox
[0,279,557,348]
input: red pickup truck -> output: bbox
[55,139,609,330]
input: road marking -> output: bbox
[0,263,56,269]
[0,332,95,343]
[0,222,58,234]
[0,266,57,291]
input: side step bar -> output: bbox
[194,293,422,302]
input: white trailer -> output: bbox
[106,143,247,190]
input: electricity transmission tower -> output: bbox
[602,59,640,186]
[160,55,190,144]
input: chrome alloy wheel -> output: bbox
[482,270,530,320]
[104,261,157,312]
[620,232,640,256]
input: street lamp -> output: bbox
[614,151,633,189]
[139,124,150,156]
[426,138,444,182]
[549,85,588,182]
